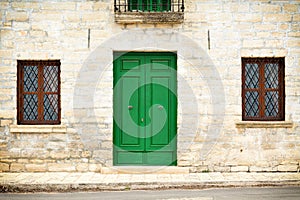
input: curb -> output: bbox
[1,180,300,193]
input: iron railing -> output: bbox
[114,0,184,12]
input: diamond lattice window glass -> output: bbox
[242,58,285,121]
[17,60,61,124]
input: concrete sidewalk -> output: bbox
[0,172,300,193]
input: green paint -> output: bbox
[113,52,177,166]
[129,0,171,12]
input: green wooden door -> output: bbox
[113,52,177,166]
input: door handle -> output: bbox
[141,118,144,122]
[128,105,133,110]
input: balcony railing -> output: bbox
[114,0,185,12]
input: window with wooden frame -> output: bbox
[115,0,184,12]
[17,60,61,125]
[128,0,171,11]
[242,58,285,121]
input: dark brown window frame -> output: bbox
[17,60,61,125]
[242,57,285,121]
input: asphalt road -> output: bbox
[1,187,300,200]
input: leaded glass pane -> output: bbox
[24,66,38,92]
[43,65,58,92]
[43,94,58,120]
[245,91,259,117]
[265,91,279,117]
[23,94,38,120]
[265,63,279,89]
[245,63,259,89]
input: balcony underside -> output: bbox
[115,12,184,24]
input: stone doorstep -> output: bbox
[101,166,190,174]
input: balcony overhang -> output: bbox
[115,12,184,24]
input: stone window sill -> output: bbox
[235,121,293,129]
[115,12,184,24]
[9,125,67,134]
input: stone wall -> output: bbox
[0,0,299,173]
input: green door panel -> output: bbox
[117,152,143,165]
[149,78,170,146]
[120,77,141,146]
[146,151,175,165]
[113,52,177,166]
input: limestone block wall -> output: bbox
[0,0,299,172]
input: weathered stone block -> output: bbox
[242,40,265,48]
[252,4,281,13]
[287,39,300,47]
[293,14,300,22]
[77,2,93,10]
[0,2,10,9]
[63,13,81,22]
[30,30,46,37]
[254,24,277,31]
[0,163,9,172]
[48,163,76,172]
[277,164,298,172]
[49,134,67,142]
[25,164,47,172]
[50,151,70,159]
[29,159,44,164]
[6,12,29,22]
[0,50,13,59]
[88,163,102,172]
[48,141,66,149]
[12,22,30,30]
[0,151,10,158]
[283,4,299,13]
[94,2,110,11]
[10,163,25,172]
[41,2,76,10]
[250,166,276,172]
[264,14,292,22]
[0,119,12,127]
[76,163,89,172]
[81,151,91,158]
[235,13,262,22]
[196,165,209,172]
[288,32,300,37]
[11,2,40,10]
[230,166,249,172]
[213,166,231,172]
[82,12,108,22]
